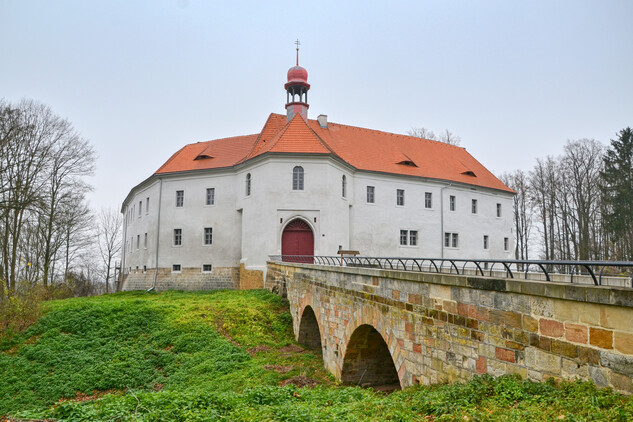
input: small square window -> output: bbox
[172,264,181,272]
[497,203,502,217]
[204,227,213,245]
[176,190,184,207]
[367,186,375,203]
[397,189,405,206]
[202,264,213,272]
[449,195,456,211]
[471,199,478,214]
[425,192,432,209]
[206,188,215,205]
[174,228,182,246]
[483,235,489,249]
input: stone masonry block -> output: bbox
[526,348,561,375]
[540,319,564,338]
[615,331,633,354]
[600,351,633,377]
[565,323,588,344]
[589,327,613,349]
[531,296,554,318]
[600,306,633,332]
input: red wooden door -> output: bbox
[282,219,314,263]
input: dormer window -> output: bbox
[194,154,213,160]
[396,160,418,167]
[461,170,476,177]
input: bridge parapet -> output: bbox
[267,260,633,393]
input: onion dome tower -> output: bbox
[285,40,310,122]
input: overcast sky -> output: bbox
[1,0,632,211]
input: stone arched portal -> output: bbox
[281,219,314,263]
[341,324,401,389]
[297,306,322,350]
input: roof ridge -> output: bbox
[239,113,285,163]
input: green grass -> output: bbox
[1,290,632,421]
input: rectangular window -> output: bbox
[143,265,147,273]
[504,237,509,251]
[144,233,147,248]
[172,264,181,272]
[400,230,408,245]
[204,227,213,245]
[136,266,139,273]
[367,186,375,203]
[483,235,489,249]
[342,175,347,198]
[396,189,405,206]
[424,192,432,209]
[206,188,215,205]
[449,195,456,211]
[176,190,184,207]
[202,264,213,272]
[444,232,459,248]
[146,197,149,214]
[138,201,142,216]
[136,235,140,249]
[409,230,418,246]
[174,228,182,246]
[471,199,478,214]
[497,203,502,217]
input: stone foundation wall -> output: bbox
[239,264,264,290]
[267,261,633,394]
[123,266,239,291]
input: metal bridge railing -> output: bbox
[268,255,633,288]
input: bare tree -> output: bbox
[407,127,437,140]
[0,99,96,296]
[437,129,462,146]
[408,127,461,145]
[500,170,532,260]
[97,208,122,293]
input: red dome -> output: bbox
[287,65,308,83]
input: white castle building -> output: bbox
[120,55,514,291]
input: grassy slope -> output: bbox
[1,290,632,421]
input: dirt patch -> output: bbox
[214,317,241,347]
[264,365,294,373]
[248,345,272,356]
[372,383,401,394]
[279,344,306,355]
[59,389,122,403]
[279,375,319,388]
[152,383,164,391]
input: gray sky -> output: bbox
[2,0,632,211]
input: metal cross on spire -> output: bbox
[295,39,301,66]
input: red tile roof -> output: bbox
[155,113,513,193]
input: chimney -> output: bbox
[317,114,328,128]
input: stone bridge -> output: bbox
[266,261,633,393]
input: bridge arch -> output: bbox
[297,305,322,350]
[341,323,401,389]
